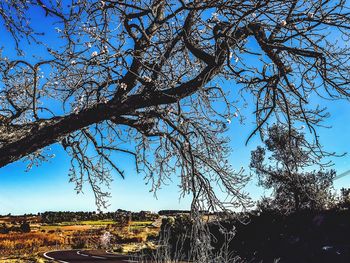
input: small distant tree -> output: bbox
[337,187,350,209]
[250,124,335,213]
[0,223,9,234]
[20,221,31,233]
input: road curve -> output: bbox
[43,249,137,263]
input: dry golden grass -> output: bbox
[0,219,160,258]
[0,256,46,263]
[40,224,92,231]
[0,232,63,257]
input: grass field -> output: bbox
[0,256,46,263]
[59,220,116,225]
[129,221,154,230]
[0,218,160,260]
[40,219,115,226]
[34,220,117,232]
[38,224,92,231]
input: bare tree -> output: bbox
[0,0,350,210]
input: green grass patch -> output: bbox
[128,221,154,230]
[61,220,115,225]
[130,221,153,226]
[39,225,61,231]
[40,220,116,229]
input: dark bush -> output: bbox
[20,222,31,233]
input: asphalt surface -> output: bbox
[43,249,138,263]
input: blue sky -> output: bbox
[0,96,349,215]
[0,4,350,215]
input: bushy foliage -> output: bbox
[250,125,336,212]
[20,221,31,233]
[335,188,350,210]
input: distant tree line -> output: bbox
[41,211,112,224]
[158,210,191,216]
[40,210,158,224]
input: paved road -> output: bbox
[43,249,138,263]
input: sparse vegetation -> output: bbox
[0,232,62,257]
[0,210,160,261]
